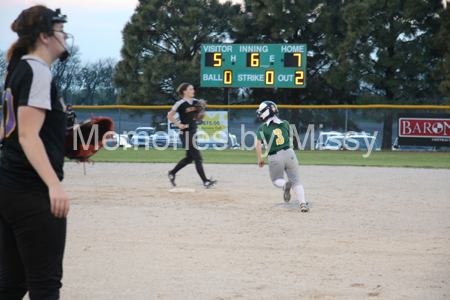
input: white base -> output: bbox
[169,188,196,193]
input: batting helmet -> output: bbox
[256,101,279,121]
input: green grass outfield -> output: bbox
[83,147,450,169]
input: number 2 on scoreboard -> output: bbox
[295,71,304,85]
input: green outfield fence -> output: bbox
[1,104,450,149]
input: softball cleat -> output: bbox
[300,203,309,212]
[167,170,176,187]
[204,179,217,188]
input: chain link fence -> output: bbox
[1,105,449,149]
[62,105,450,149]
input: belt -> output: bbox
[268,147,290,156]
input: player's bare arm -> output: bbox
[255,139,264,167]
[18,106,70,218]
[168,109,187,130]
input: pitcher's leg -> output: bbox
[0,215,27,300]
[171,131,193,175]
[190,131,207,182]
[16,191,66,300]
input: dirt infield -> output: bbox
[59,162,450,300]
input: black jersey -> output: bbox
[66,110,77,127]
[0,55,66,190]
[172,98,199,130]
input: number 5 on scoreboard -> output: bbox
[213,53,222,67]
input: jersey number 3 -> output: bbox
[273,129,284,145]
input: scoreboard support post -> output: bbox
[223,88,230,130]
[223,88,229,106]
[282,89,288,119]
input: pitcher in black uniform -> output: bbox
[0,6,72,299]
[65,102,78,127]
[167,83,217,188]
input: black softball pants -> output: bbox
[0,184,66,300]
[172,129,207,182]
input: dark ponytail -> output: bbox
[176,83,192,100]
[6,5,48,62]
[5,6,51,84]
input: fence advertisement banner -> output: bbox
[167,111,229,146]
[197,111,228,145]
[398,113,450,146]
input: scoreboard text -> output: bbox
[201,44,307,88]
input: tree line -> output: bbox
[0,47,117,106]
[1,0,449,148]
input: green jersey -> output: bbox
[256,119,292,155]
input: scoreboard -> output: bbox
[201,44,307,88]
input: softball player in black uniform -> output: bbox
[167,83,217,188]
[255,101,309,212]
[0,6,72,299]
[66,102,78,127]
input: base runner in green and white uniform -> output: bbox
[255,101,309,212]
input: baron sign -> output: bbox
[398,113,450,146]
[399,118,450,138]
